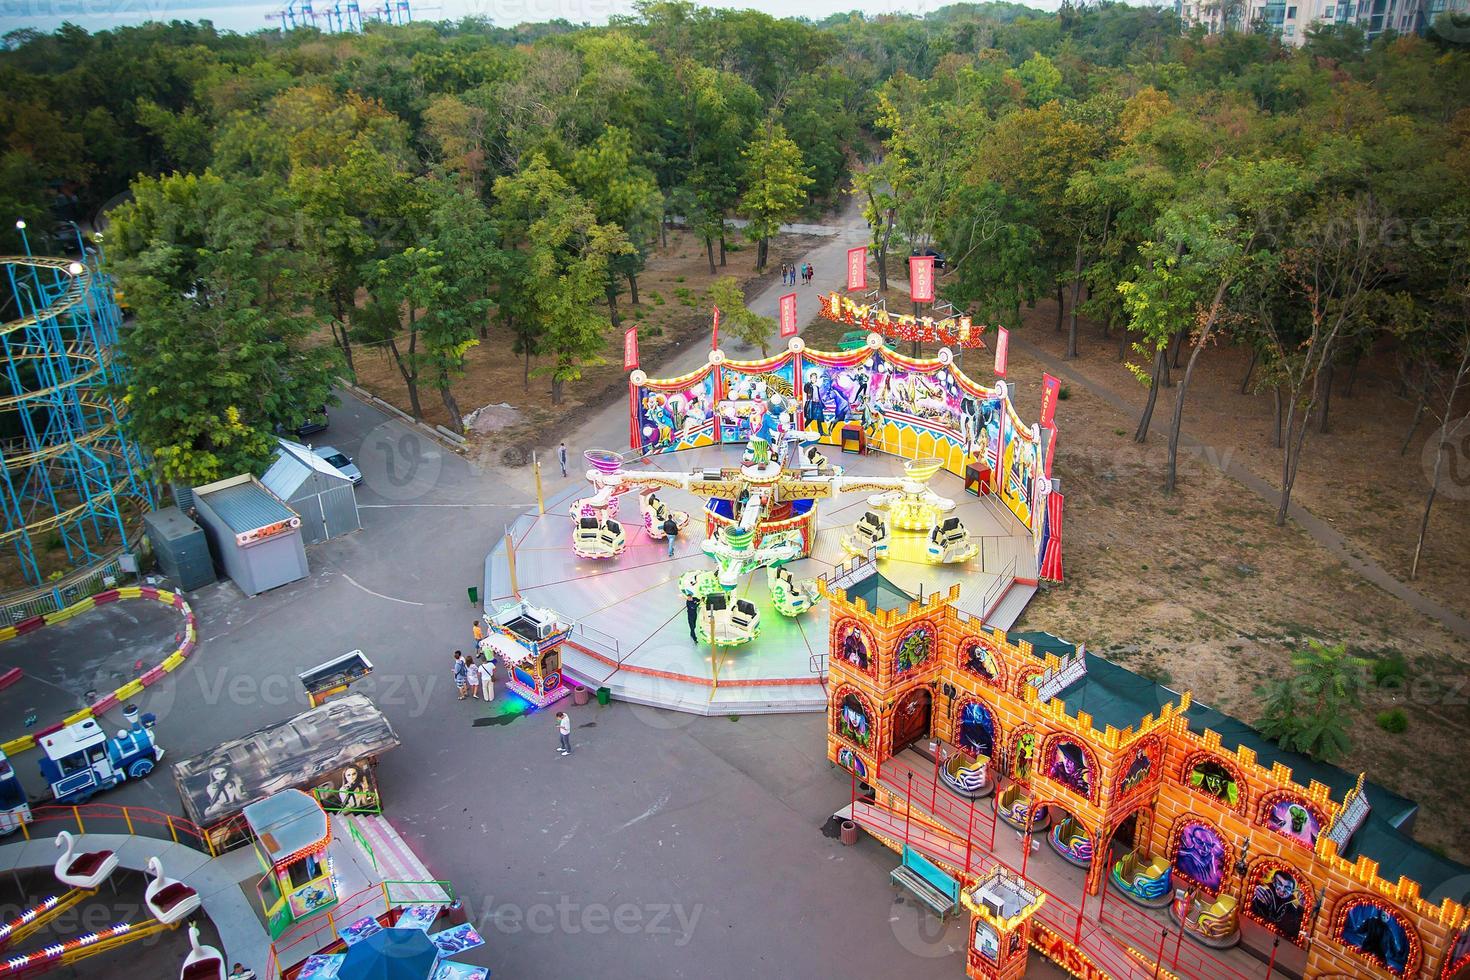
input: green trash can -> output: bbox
[595,686,611,706]
[468,585,479,605]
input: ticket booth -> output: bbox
[244,789,337,939]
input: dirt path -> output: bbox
[1013,334,1470,642]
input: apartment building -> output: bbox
[1176,0,1467,44]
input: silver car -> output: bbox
[315,445,363,485]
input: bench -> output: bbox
[890,865,957,919]
[890,845,959,920]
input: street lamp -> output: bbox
[14,219,29,256]
[67,262,83,276]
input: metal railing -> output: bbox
[264,880,457,978]
[8,803,230,858]
[0,551,131,625]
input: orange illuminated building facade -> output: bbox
[820,557,1470,980]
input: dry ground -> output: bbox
[346,226,825,465]
[797,280,1470,861]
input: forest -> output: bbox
[0,0,1467,562]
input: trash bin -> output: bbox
[467,586,479,605]
[444,900,468,926]
[595,686,611,706]
[840,820,858,846]
[573,685,590,706]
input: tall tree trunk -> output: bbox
[1344,355,1360,397]
[387,332,422,420]
[878,212,894,293]
[1118,323,1129,361]
[705,236,716,275]
[1165,279,1230,494]
[523,348,531,390]
[718,228,727,266]
[1161,330,1181,387]
[1066,234,1084,359]
[331,295,355,377]
[1134,344,1166,443]
[1276,387,1314,527]
[439,376,463,433]
[756,238,768,271]
[1317,363,1334,433]
[1054,284,1064,332]
[1271,386,1283,449]
[627,273,640,306]
[607,287,621,328]
[1412,483,1438,580]
[659,219,667,249]
[1399,396,1425,455]
[1240,347,1258,394]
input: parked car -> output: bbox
[277,406,328,438]
[315,445,362,485]
[916,248,947,270]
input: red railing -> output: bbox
[265,882,393,979]
[874,750,997,851]
[849,768,1277,980]
[10,803,236,857]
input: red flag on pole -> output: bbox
[711,306,721,351]
[846,246,867,291]
[908,255,935,302]
[1039,373,1061,428]
[779,293,798,337]
[994,327,1010,377]
[623,325,639,371]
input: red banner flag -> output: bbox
[711,306,721,351]
[846,246,867,291]
[908,255,935,303]
[623,325,639,371]
[994,327,1009,377]
[779,293,798,337]
[1039,373,1061,428]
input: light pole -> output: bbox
[15,219,30,256]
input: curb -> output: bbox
[0,587,197,757]
[335,379,470,455]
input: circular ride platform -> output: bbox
[484,444,1040,715]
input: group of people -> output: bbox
[781,262,814,286]
[453,620,497,701]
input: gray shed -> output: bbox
[191,474,309,596]
[142,506,215,591]
[262,439,361,545]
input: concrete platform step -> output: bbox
[561,645,824,715]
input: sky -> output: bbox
[0,0,1101,37]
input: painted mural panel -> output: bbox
[956,700,998,759]
[1171,820,1228,892]
[834,620,874,675]
[895,624,934,674]
[999,419,1039,527]
[1045,738,1093,799]
[836,690,874,749]
[1335,899,1416,977]
[718,360,796,444]
[1260,793,1324,849]
[1185,755,1243,810]
[634,369,717,454]
[1245,862,1310,945]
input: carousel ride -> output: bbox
[0,832,215,979]
[566,386,984,650]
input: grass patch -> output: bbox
[1371,653,1409,689]
[1376,709,1408,734]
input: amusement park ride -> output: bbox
[567,385,982,648]
[0,833,219,979]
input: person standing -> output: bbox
[465,651,481,700]
[472,620,484,647]
[685,594,700,642]
[477,652,495,701]
[556,711,572,756]
[663,516,679,558]
[557,441,569,478]
[452,652,469,700]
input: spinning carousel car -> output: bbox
[926,517,977,563]
[994,784,1049,833]
[1172,890,1242,948]
[1048,815,1094,867]
[694,594,761,646]
[842,511,889,558]
[144,856,202,925]
[938,753,992,798]
[571,516,626,559]
[640,492,689,539]
[803,445,830,469]
[767,565,819,616]
[1110,850,1173,908]
[181,922,225,980]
